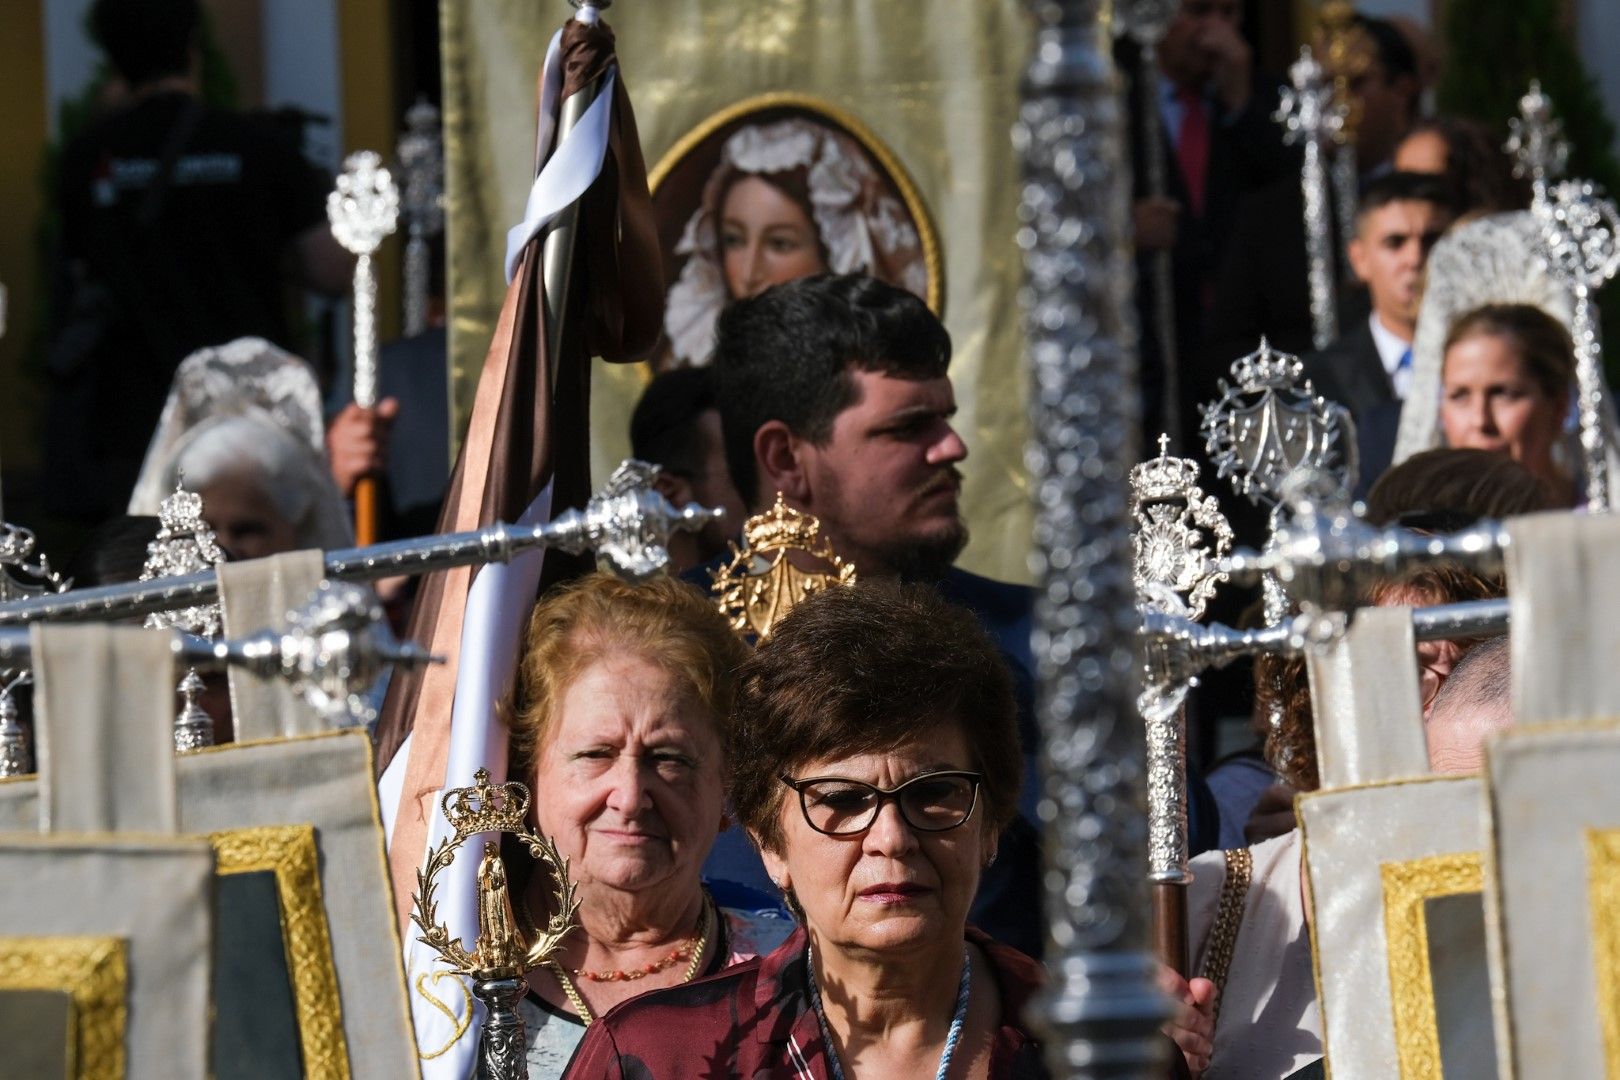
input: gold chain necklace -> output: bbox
[545,892,715,1025]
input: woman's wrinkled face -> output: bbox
[531,653,726,897]
[1440,333,1566,481]
[198,474,299,561]
[718,176,827,300]
[758,727,989,958]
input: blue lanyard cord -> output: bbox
[807,944,973,1080]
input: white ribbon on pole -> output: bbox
[402,484,553,1079]
[503,30,618,283]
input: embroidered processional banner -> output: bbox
[442,0,1035,583]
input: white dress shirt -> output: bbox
[1369,312,1414,401]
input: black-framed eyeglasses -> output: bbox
[778,770,983,837]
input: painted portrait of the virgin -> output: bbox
[649,96,942,369]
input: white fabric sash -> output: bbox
[503,29,618,282]
[404,482,553,1079]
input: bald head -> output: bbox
[1426,635,1512,774]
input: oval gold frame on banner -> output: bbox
[647,93,945,362]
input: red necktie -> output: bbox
[1176,89,1210,219]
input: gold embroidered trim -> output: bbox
[1198,847,1252,1021]
[1585,827,1620,1074]
[1381,851,1482,1078]
[211,824,351,1080]
[0,935,127,1080]
[413,971,473,1059]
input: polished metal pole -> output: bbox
[0,467,720,627]
[540,0,614,374]
[1017,0,1166,1074]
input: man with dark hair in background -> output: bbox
[1305,171,1454,487]
[706,273,1220,958]
[1204,12,1426,368]
[629,367,746,574]
[48,0,354,521]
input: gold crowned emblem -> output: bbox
[411,768,579,982]
[709,494,856,640]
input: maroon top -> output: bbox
[561,925,1051,1079]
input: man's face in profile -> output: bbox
[799,369,969,578]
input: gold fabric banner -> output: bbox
[442,0,1035,583]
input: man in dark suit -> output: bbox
[1204,13,1424,373]
[1304,171,1453,490]
[699,274,1219,958]
[1118,0,1291,442]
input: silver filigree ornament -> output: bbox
[1507,80,1569,196]
[1533,179,1620,510]
[1130,435,1232,621]
[397,99,444,337]
[141,482,226,638]
[0,522,67,603]
[141,481,226,752]
[327,150,400,409]
[1016,0,1167,1069]
[1130,435,1230,891]
[272,580,412,730]
[1275,48,1344,350]
[1200,337,1358,507]
[0,671,31,777]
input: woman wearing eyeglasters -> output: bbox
[564,582,1212,1079]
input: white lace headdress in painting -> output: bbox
[1392,211,1620,483]
[662,118,929,366]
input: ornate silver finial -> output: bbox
[251,580,433,729]
[1535,179,1620,289]
[1115,0,1177,44]
[398,99,444,337]
[548,460,727,580]
[141,480,226,752]
[0,522,66,603]
[1533,179,1620,510]
[1276,47,1344,149]
[1275,48,1343,349]
[1218,470,1511,627]
[142,480,225,637]
[1199,338,1357,506]
[1130,434,1232,621]
[1507,80,1570,196]
[327,151,401,409]
[0,672,31,778]
[172,668,213,752]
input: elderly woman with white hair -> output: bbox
[128,336,353,559]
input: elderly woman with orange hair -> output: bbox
[508,572,792,1077]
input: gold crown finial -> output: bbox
[709,494,857,641]
[440,767,531,843]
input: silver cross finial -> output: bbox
[1507,80,1570,197]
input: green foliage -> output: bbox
[1436,0,1620,380]
[1436,0,1620,196]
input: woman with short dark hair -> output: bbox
[564,582,1211,1078]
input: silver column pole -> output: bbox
[541,0,614,373]
[0,462,720,627]
[1015,1,1165,1075]
[1276,47,1342,350]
